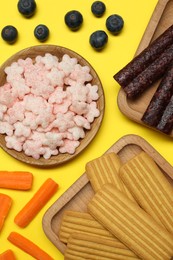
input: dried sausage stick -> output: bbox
[156,95,173,134]
[123,44,173,99]
[141,63,173,127]
[114,25,173,88]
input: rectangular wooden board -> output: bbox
[42,134,173,254]
[117,0,173,136]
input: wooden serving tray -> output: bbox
[0,45,104,167]
[117,0,173,136]
[42,134,173,254]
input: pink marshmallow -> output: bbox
[17,57,33,69]
[48,87,67,104]
[0,83,18,108]
[7,101,25,124]
[58,54,78,76]
[46,67,65,87]
[43,132,64,149]
[86,83,99,103]
[68,64,93,84]
[14,121,31,137]
[59,139,80,154]
[84,101,100,123]
[36,53,59,70]
[67,82,89,102]
[54,112,75,132]
[0,121,14,136]
[43,147,59,159]
[10,78,30,99]
[74,115,91,129]
[5,135,25,152]
[53,98,71,114]
[23,112,38,130]
[23,139,45,159]
[0,104,7,120]
[35,105,55,129]
[68,126,85,140]
[70,101,89,115]
[5,61,24,82]
[23,94,47,115]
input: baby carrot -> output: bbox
[8,232,53,260]
[14,178,58,228]
[0,193,12,232]
[0,171,33,190]
[0,249,16,260]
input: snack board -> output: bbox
[117,0,173,136]
[42,134,173,254]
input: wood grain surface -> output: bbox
[42,134,173,254]
[0,45,105,167]
[117,0,173,136]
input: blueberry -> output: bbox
[64,10,83,31]
[106,14,124,35]
[91,1,106,17]
[1,25,18,44]
[89,30,108,50]
[34,24,49,42]
[17,0,36,18]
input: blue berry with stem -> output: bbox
[34,24,49,42]
[64,10,83,31]
[1,25,18,44]
[91,1,106,17]
[17,0,37,18]
[106,14,124,35]
[89,30,108,50]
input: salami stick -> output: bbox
[123,44,173,99]
[114,24,173,88]
[156,95,173,134]
[141,62,173,127]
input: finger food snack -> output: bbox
[114,24,173,135]
[114,24,173,89]
[119,151,173,234]
[122,44,173,99]
[88,183,173,260]
[59,210,115,243]
[85,152,135,201]
[64,233,139,260]
[156,94,173,134]
[141,62,173,127]
[85,152,122,191]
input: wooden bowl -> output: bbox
[0,45,105,167]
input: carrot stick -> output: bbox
[14,178,58,228]
[0,249,16,260]
[0,171,33,190]
[8,232,53,260]
[0,193,12,232]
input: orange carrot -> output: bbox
[14,178,58,228]
[0,193,12,232]
[8,232,53,260]
[0,249,16,260]
[0,171,33,190]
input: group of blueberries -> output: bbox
[65,1,124,50]
[1,0,124,50]
[1,0,49,44]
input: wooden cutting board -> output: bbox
[117,0,173,136]
[42,134,173,254]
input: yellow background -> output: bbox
[1,0,170,259]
